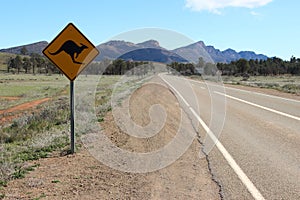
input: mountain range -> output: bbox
[0,40,268,64]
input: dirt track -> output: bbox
[2,77,219,199]
[0,98,50,115]
[0,98,50,124]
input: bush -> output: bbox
[0,97,69,143]
[0,96,70,186]
[282,84,300,94]
[241,73,250,81]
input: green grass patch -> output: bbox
[0,180,7,187]
[32,193,46,200]
[0,74,68,110]
[0,134,69,186]
[11,164,40,180]
[11,167,26,179]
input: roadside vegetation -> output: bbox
[168,57,300,95]
[0,75,70,192]
[0,72,148,196]
[222,75,300,94]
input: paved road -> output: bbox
[160,74,300,200]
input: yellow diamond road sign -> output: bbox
[43,23,99,81]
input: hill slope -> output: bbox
[172,41,268,63]
[0,41,48,55]
[0,40,268,64]
[118,48,188,63]
[96,40,164,61]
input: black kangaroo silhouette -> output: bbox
[49,40,88,64]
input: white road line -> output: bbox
[215,91,300,121]
[159,74,265,200]
[223,86,300,103]
[191,83,205,90]
[188,78,300,103]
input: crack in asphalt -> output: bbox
[160,76,224,199]
[169,90,224,200]
[197,137,224,200]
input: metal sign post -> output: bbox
[42,23,99,154]
[70,81,75,153]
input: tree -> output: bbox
[7,57,15,73]
[30,53,39,74]
[37,58,46,74]
[197,57,205,68]
[20,47,28,55]
[14,55,23,74]
[236,59,250,74]
[30,53,46,74]
[248,59,256,74]
[204,62,216,75]
[22,57,32,73]
[290,56,296,63]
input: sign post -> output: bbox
[70,81,75,153]
[43,23,99,153]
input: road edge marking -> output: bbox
[159,74,266,200]
[215,91,300,121]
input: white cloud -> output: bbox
[185,0,273,13]
[250,11,261,16]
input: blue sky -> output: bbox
[0,0,299,60]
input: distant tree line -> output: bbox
[167,62,196,75]
[6,53,59,74]
[5,56,153,76]
[167,57,219,76]
[217,56,300,76]
[168,56,300,76]
[83,59,154,76]
[5,52,300,76]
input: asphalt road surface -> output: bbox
[160,74,300,200]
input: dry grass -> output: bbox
[0,73,153,194]
[223,75,300,94]
[0,74,141,191]
[0,74,70,188]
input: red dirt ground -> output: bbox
[0,97,21,101]
[0,98,50,124]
